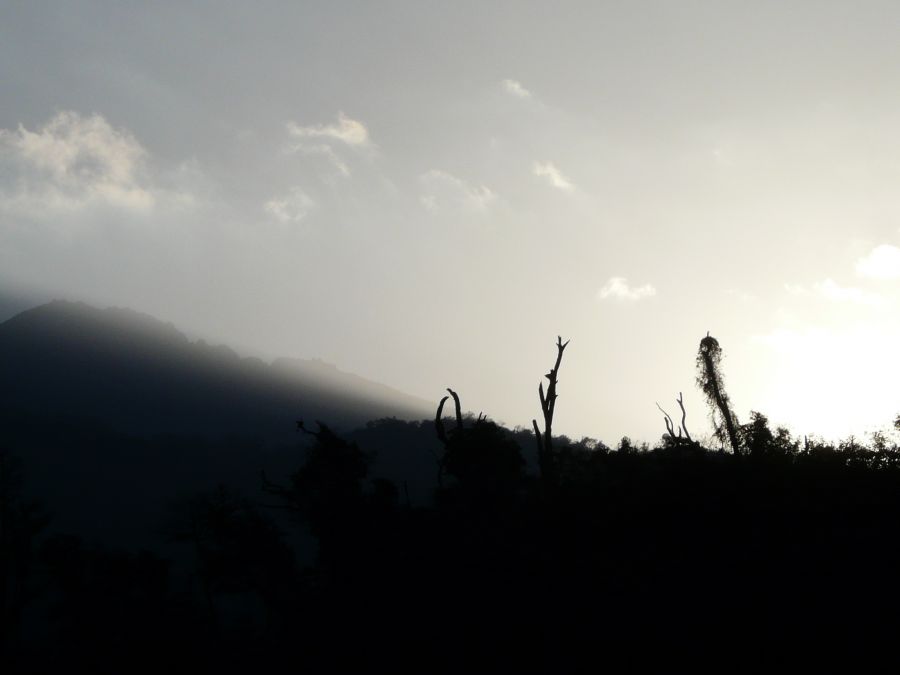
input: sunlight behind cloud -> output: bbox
[856,244,900,280]
[753,325,900,440]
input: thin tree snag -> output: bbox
[435,396,449,445]
[656,393,694,445]
[532,418,543,455]
[542,336,569,451]
[656,402,680,440]
[433,394,451,488]
[677,392,693,443]
[447,388,463,430]
[534,336,569,487]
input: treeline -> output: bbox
[2,334,900,673]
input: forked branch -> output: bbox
[655,392,694,445]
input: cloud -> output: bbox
[856,244,900,280]
[533,161,574,192]
[287,112,370,148]
[419,170,495,215]
[263,187,315,223]
[284,113,372,178]
[597,277,657,302]
[501,79,532,99]
[785,278,882,305]
[301,144,351,177]
[0,111,155,215]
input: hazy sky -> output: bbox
[2,1,899,444]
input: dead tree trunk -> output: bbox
[533,336,569,488]
[433,388,464,488]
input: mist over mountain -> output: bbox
[0,300,436,546]
[0,300,432,440]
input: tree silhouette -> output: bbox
[739,411,797,458]
[656,392,695,447]
[435,389,523,497]
[532,336,569,488]
[696,332,741,454]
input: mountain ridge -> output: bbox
[0,299,433,440]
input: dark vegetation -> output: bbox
[2,303,900,672]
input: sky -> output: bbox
[1,1,899,445]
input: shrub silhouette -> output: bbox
[435,389,524,498]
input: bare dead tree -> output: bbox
[434,395,450,447]
[533,336,570,486]
[656,392,694,445]
[433,388,464,488]
[447,388,463,430]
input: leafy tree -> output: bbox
[739,411,798,457]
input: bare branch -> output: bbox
[447,388,463,430]
[677,392,693,443]
[656,402,677,438]
[434,395,449,445]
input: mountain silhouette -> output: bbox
[0,300,432,440]
[0,300,433,545]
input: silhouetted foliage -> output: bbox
[0,450,48,658]
[167,485,295,629]
[435,390,524,500]
[696,332,741,453]
[740,410,798,457]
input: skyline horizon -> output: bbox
[2,2,899,446]
[2,292,895,447]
